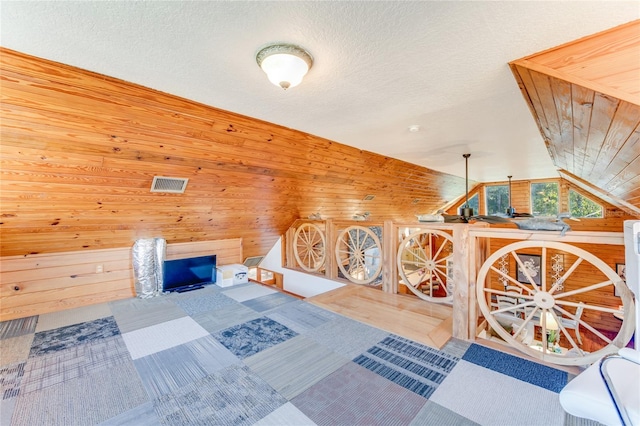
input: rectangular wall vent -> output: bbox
[150,176,189,193]
[363,194,375,201]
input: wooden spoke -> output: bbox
[476,240,635,366]
[397,229,454,304]
[293,223,326,272]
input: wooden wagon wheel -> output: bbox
[335,226,382,285]
[293,223,326,272]
[397,229,454,303]
[476,240,635,366]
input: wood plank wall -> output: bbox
[0,238,242,321]
[0,48,467,260]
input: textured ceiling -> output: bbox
[1,1,638,182]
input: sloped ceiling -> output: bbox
[510,20,640,215]
[1,1,638,183]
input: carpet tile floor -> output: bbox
[0,282,598,425]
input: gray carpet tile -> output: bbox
[213,317,298,359]
[21,335,131,394]
[409,400,479,426]
[266,300,338,334]
[1,397,17,426]
[134,335,239,399]
[191,302,262,333]
[10,360,148,426]
[121,316,210,360]
[430,360,566,426]
[244,334,350,399]
[291,361,428,426]
[564,412,607,426]
[241,292,299,313]
[98,401,161,426]
[221,284,277,302]
[305,315,390,359]
[152,364,287,426]
[172,290,236,316]
[29,316,120,357]
[0,334,34,367]
[0,316,38,340]
[441,337,473,358]
[253,402,317,426]
[110,297,187,334]
[35,303,112,332]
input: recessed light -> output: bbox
[408,125,420,133]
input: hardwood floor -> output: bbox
[306,284,453,349]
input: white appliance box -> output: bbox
[216,264,249,287]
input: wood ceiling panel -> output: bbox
[510,20,640,216]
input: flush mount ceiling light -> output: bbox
[256,43,313,90]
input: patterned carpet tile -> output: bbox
[213,317,298,359]
[462,343,568,392]
[29,316,120,357]
[10,360,148,426]
[244,335,350,399]
[292,361,427,426]
[35,303,112,332]
[192,302,261,333]
[134,335,239,399]
[21,335,131,395]
[354,335,459,398]
[172,290,236,316]
[242,292,299,313]
[0,316,38,340]
[430,359,566,426]
[0,362,25,400]
[222,284,277,302]
[304,315,390,359]
[121,316,210,360]
[266,301,338,334]
[153,364,287,426]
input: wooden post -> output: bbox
[452,224,470,340]
[324,219,335,280]
[382,220,397,294]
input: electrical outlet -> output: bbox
[95,264,104,273]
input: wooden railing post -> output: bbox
[383,220,397,293]
[452,224,470,340]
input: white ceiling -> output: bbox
[2,1,638,182]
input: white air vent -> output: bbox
[363,194,375,201]
[150,176,189,193]
[243,256,264,267]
